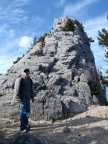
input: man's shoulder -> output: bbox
[15,77,24,85]
[15,77,21,82]
[17,77,23,81]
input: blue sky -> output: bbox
[0,0,108,74]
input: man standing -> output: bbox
[14,69,34,132]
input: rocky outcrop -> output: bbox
[0,17,103,120]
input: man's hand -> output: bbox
[16,96,20,102]
[31,97,34,103]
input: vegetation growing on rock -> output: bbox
[98,16,108,60]
[63,19,75,31]
[13,57,21,64]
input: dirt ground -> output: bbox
[1,106,108,144]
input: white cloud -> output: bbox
[18,36,33,49]
[63,0,100,17]
[0,0,29,24]
[0,0,44,74]
[0,35,33,74]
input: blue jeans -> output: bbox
[19,97,30,130]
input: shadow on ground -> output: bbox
[1,116,108,144]
[0,132,48,144]
[79,127,108,144]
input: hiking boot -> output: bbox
[26,125,30,133]
[20,128,25,131]
[19,128,26,133]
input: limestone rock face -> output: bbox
[0,17,102,120]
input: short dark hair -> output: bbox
[24,68,30,73]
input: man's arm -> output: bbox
[14,78,22,100]
[11,78,21,105]
[31,79,34,102]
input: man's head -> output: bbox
[24,68,30,77]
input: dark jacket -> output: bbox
[15,77,34,100]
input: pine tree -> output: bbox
[98,16,108,58]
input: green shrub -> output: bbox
[93,84,102,96]
[63,19,75,31]
[13,57,21,64]
[74,20,84,32]
[37,33,47,47]
[88,82,102,96]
